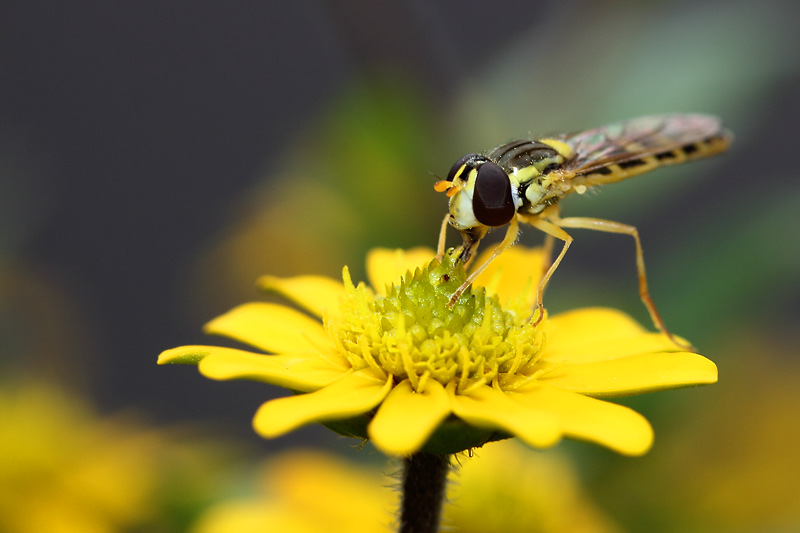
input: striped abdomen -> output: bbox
[572,130,732,188]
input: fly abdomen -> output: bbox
[577,130,732,187]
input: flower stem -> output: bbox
[399,452,450,533]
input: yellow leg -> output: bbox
[435,213,451,261]
[548,214,693,351]
[448,217,520,307]
[541,232,555,283]
[526,217,573,326]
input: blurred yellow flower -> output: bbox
[599,335,800,532]
[447,440,620,533]
[192,449,395,533]
[160,246,716,456]
[0,383,158,533]
[0,381,241,533]
[192,441,619,533]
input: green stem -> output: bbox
[399,453,450,533]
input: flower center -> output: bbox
[327,253,545,394]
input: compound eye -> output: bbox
[447,153,478,182]
[473,162,515,226]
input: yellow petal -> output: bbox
[472,246,545,309]
[204,302,328,354]
[450,384,561,449]
[365,247,435,295]
[539,351,718,397]
[253,369,392,438]
[257,275,345,319]
[543,332,684,365]
[368,380,451,455]
[158,345,220,365]
[509,385,654,455]
[198,349,349,392]
[545,308,679,363]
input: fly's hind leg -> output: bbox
[549,214,693,351]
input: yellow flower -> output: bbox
[159,246,716,456]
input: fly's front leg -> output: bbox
[435,213,485,267]
[550,214,693,351]
[435,213,451,261]
[448,219,518,307]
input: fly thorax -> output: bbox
[512,167,551,215]
[521,179,546,211]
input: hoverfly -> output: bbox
[434,114,732,349]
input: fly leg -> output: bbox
[435,213,451,261]
[447,217,519,307]
[548,214,693,351]
[525,216,573,326]
[541,231,556,285]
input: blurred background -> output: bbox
[2,0,799,531]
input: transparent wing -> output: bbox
[558,114,725,175]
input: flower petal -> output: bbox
[539,351,718,397]
[509,385,654,455]
[450,384,561,449]
[365,247,435,296]
[257,275,345,319]
[199,349,349,392]
[204,302,328,354]
[253,369,392,438]
[368,380,451,455]
[473,245,545,310]
[158,345,219,365]
[545,308,680,363]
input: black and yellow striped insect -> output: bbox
[434,113,732,348]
